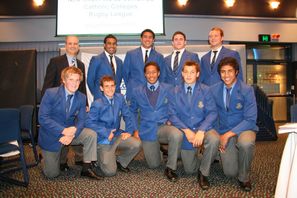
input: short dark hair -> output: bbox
[182,61,200,73]
[218,57,239,74]
[172,31,186,41]
[100,75,116,87]
[104,34,117,44]
[144,61,160,73]
[141,29,155,39]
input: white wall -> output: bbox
[0,15,297,42]
[164,15,297,42]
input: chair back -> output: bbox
[19,105,34,132]
[0,108,21,144]
[0,108,29,187]
[19,105,40,166]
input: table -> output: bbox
[275,131,297,198]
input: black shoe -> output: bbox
[164,167,178,182]
[80,167,104,180]
[197,170,210,190]
[75,160,84,166]
[238,180,252,192]
[60,163,70,171]
[117,161,130,173]
[213,159,220,163]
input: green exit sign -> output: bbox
[258,34,271,42]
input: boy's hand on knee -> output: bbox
[193,131,205,147]
[121,132,131,140]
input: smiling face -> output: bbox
[141,31,155,49]
[63,73,81,94]
[172,33,186,50]
[220,65,238,88]
[182,65,199,84]
[145,65,160,84]
[104,37,117,55]
[100,80,116,99]
[208,29,223,49]
[65,36,79,56]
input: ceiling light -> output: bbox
[177,0,188,7]
[224,0,236,8]
[33,0,45,7]
[224,0,235,8]
[269,1,280,9]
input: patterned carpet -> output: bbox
[0,134,287,197]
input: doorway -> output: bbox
[244,43,293,122]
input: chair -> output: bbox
[290,104,297,122]
[0,108,29,187]
[20,105,39,166]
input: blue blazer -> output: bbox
[85,93,136,144]
[129,83,173,141]
[38,86,87,152]
[169,83,217,150]
[210,80,258,135]
[200,46,243,86]
[87,52,123,100]
[123,47,165,100]
[164,50,200,86]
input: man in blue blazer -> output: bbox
[87,34,123,100]
[38,67,102,180]
[129,62,183,182]
[123,29,165,101]
[169,61,218,190]
[85,75,141,177]
[41,35,87,170]
[200,27,243,86]
[210,57,258,192]
[164,31,200,86]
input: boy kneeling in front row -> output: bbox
[210,57,258,192]
[38,67,102,180]
[85,75,141,176]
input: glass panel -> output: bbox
[247,45,288,60]
[270,97,288,121]
[246,64,253,85]
[257,64,287,94]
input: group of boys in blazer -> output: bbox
[39,27,257,192]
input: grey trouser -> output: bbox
[219,130,256,182]
[181,129,219,175]
[142,125,183,170]
[60,145,83,164]
[97,135,141,177]
[41,128,97,178]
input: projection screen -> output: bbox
[57,0,164,36]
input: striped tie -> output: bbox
[71,57,76,67]
[109,55,116,76]
[173,51,180,72]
